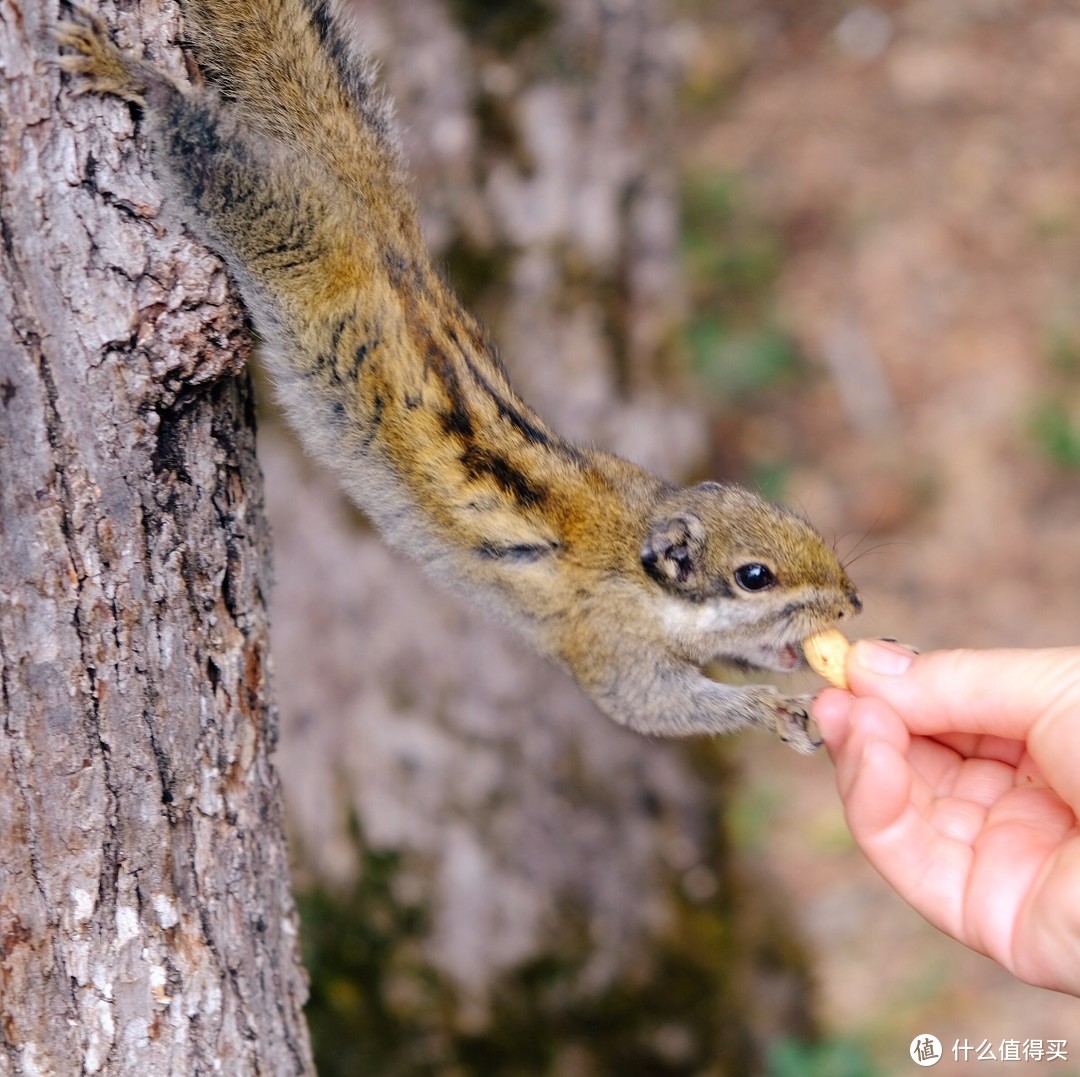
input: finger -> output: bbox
[835,700,1021,809]
[905,735,965,797]
[811,688,854,754]
[929,734,1027,770]
[945,756,1020,810]
[846,644,1080,743]
[830,696,909,805]
[840,732,968,940]
[970,735,1028,768]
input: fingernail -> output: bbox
[854,639,915,676]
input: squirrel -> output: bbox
[56,1,861,754]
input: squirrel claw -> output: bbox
[774,696,823,755]
[54,7,148,104]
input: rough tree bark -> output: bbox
[0,3,313,1073]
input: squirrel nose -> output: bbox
[836,590,862,619]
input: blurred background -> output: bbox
[259,0,1080,1072]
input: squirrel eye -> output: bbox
[734,563,776,592]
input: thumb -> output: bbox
[846,641,1080,743]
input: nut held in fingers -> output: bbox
[803,629,851,690]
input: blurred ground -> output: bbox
[677,0,1080,1070]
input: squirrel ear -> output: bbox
[641,512,707,590]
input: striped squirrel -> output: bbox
[56,1,860,753]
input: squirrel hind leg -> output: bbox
[54,7,150,105]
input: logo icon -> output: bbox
[910,1034,942,1067]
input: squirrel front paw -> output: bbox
[55,7,148,105]
[773,695,822,755]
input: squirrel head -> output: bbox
[640,482,861,669]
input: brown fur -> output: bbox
[57,2,860,752]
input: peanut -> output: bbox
[803,629,851,690]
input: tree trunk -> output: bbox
[0,3,312,1073]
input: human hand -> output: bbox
[812,642,1080,996]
